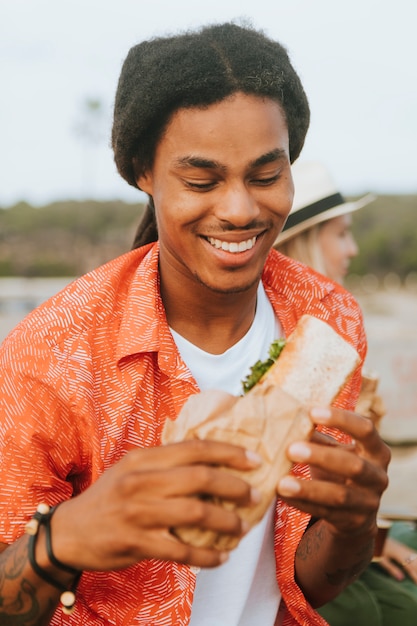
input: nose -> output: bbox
[214,182,260,227]
[347,233,359,258]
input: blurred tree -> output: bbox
[74,98,105,145]
[349,195,417,280]
[0,195,416,279]
[73,97,107,197]
[0,200,144,277]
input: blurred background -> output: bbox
[0,0,416,454]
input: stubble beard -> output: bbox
[192,267,262,296]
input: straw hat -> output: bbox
[275,161,376,245]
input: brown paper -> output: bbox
[162,315,360,550]
[162,385,313,550]
[356,373,386,430]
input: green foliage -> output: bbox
[0,259,14,275]
[0,194,416,278]
[0,200,145,277]
[23,259,78,278]
[349,194,417,279]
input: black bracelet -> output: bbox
[25,503,82,615]
[45,506,80,577]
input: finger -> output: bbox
[402,554,417,584]
[137,465,256,505]
[276,475,380,533]
[277,473,379,512]
[118,464,258,510]
[377,556,406,581]
[131,529,231,569]
[126,439,262,472]
[310,406,374,439]
[310,429,356,453]
[65,494,245,571]
[308,432,354,483]
[310,430,341,446]
[310,407,391,466]
[286,441,388,493]
[407,565,417,585]
[129,495,248,537]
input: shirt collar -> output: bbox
[115,245,335,364]
[116,243,175,360]
[262,249,336,337]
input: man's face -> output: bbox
[137,92,294,296]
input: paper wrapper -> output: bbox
[162,384,313,550]
[162,314,360,550]
[356,372,386,430]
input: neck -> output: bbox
[161,273,260,355]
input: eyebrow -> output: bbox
[250,149,287,168]
[174,148,286,172]
[174,156,226,172]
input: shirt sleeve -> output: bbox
[0,323,91,542]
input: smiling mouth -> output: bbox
[207,236,257,253]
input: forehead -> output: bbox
[155,92,290,166]
[328,214,352,228]
[320,214,352,235]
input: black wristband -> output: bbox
[45,506,80,577]
[25,503,82,615]
[28,531,67,592]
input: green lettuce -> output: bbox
[241,338,286,394]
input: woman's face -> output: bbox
[317,214,358,283]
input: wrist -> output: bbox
[35,525,79,587]
[26,503,82,615]
[323,517,378,545]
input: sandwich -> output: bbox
[162,314,361,550]
[355,371,386,430]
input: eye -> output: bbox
[185,180,217,191]
[251,174,280,186]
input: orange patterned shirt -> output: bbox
[0,244,366,625]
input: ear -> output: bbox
[137,170,153,195]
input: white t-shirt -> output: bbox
[170,282,283,626]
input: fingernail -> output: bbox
[245,450,263,466]
[288,442,311,461]
[219,551,230,563]
[250,487,262,504]
[310,407,332,422]
[278,476,301,496]
[241,520,251,535]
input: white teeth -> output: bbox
[207,236,256,253]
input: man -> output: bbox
[0,23,389,625]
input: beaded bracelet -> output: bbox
[25,503,81,615]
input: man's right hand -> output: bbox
[50,440,262,571]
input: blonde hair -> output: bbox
[275,225,328,276]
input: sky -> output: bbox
[0,0,416,207]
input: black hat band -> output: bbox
[283,192,345,232]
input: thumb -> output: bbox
[376,556,405,581]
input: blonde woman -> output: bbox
[275,160,417,626]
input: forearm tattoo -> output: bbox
[0,537,55,625]
[296,520,326,561]
[297,521,374,587]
